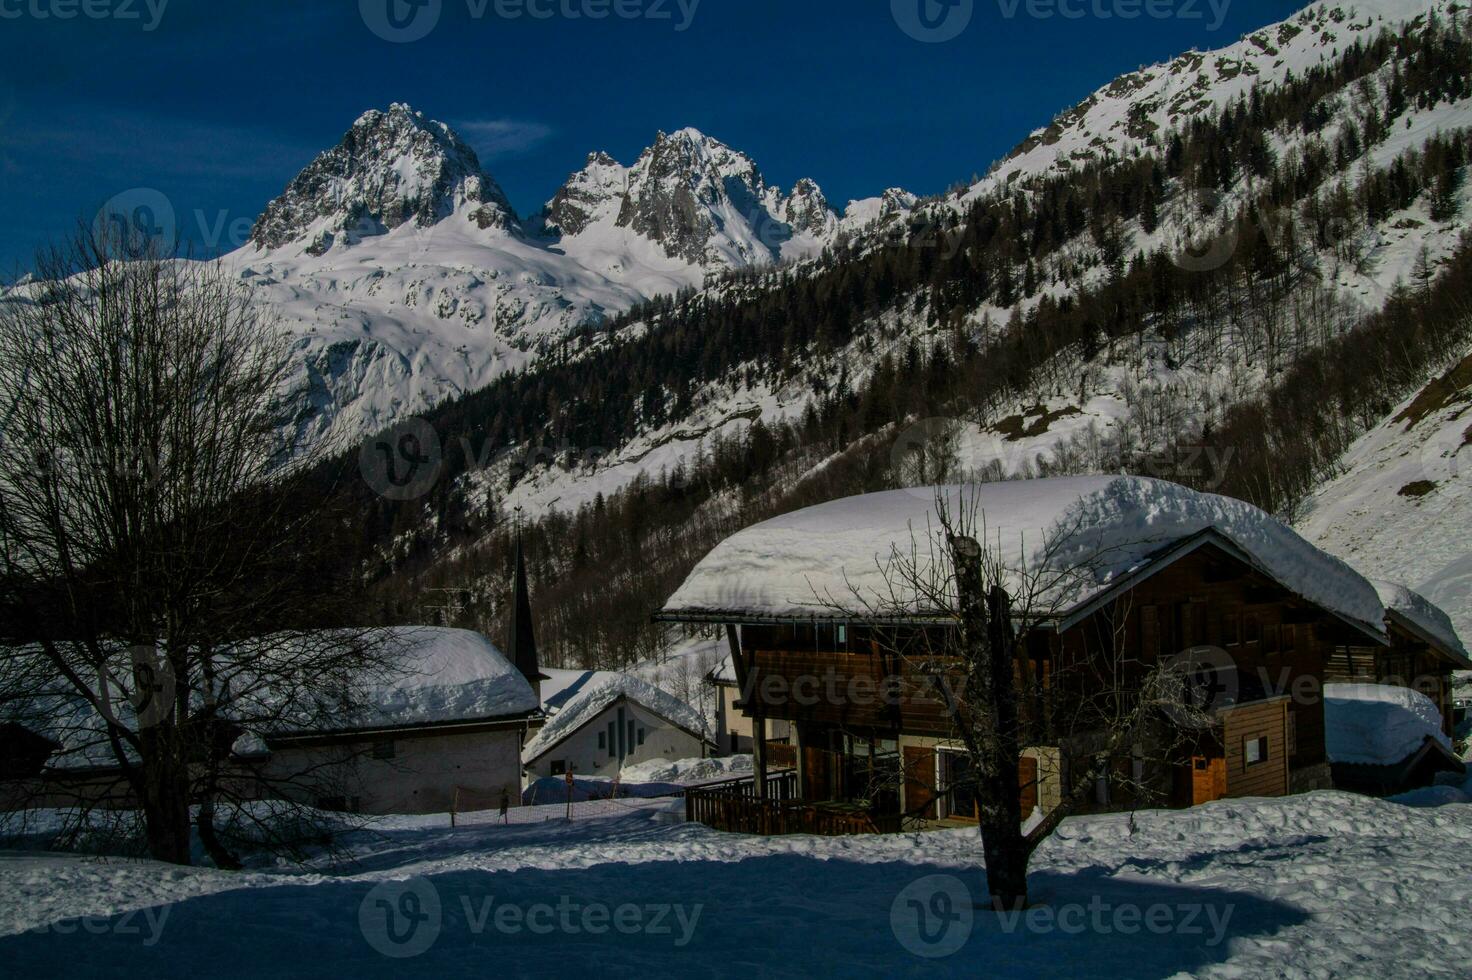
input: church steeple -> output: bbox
[509,532,546,702]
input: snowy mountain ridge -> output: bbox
[232,112,910,448]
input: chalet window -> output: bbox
[1286,711,1298,758]
[1244,735,1268,768]
[598,731,606,750]
[1245,616,1262,645]
[372,739,396,760]
[550,760,566,776]
[1264,625,1281,656]
[836,624,847,647]
[607,722,617,757]
[628,720,636,752]
[1224,613,1241,646]
[1282,624,1296,653]
[637,728,646,746]
[1141,606,1160,658]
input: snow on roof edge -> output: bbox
[522,673,711,763]
[661,477,1390,639]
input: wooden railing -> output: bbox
[685,769,899,836]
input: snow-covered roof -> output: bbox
[708,655,737,685]
[3,627,539,771]
[521,673,711,764]
[662,477,1387,637]
[539,667,622,712]
[1373,581,1472,667]
[1325,683,1451,767]
[348,627,540,730]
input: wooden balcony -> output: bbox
[684,769,900,836]
[743,648,965,734]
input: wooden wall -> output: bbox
[1222,698,1290,799]
[736,542,1377,791]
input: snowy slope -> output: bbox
[447,0,1472,534]
[1299,345,1472,642]
[963,0,1441,196]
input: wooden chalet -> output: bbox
[658,477,1468,835]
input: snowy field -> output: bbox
[2,782,1471,978]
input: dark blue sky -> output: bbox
[0,0,1305,273]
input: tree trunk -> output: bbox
[197,796,242,870]
[952,536,1029,910]
[139,733,192,865]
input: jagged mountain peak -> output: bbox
[540,126,847,267]
[248,103,519,256]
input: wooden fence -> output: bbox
[684,769,899,836]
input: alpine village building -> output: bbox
[658,477,1470,835]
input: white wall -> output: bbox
[712,682,792,755]
[526,698,707,779]
[261,726,528,815]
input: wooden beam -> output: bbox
[730,624,769,800]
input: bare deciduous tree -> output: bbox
[831,488,1216,911]
[0,227,395,866]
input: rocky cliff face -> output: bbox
[248,103,519,255]
[543,127,843,267]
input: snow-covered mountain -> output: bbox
[961,0,1435,197]
[249,104,520,256]
[537,127,850,269]
[358,0,1472,671]
[229,108,905,448]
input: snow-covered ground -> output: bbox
[3,785,1470,977]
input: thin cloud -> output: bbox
[2,110,317,180]
[454,118,555,161]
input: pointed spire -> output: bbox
[509,525,545,700]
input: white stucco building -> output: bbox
[522,672,713,779]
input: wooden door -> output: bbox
[1018,756,1039,815]
[1191,756,1226,805]
[902,746,937,819]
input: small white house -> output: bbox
[255,627,542,815]
[708,655,792,756]
[522,673,713,779]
